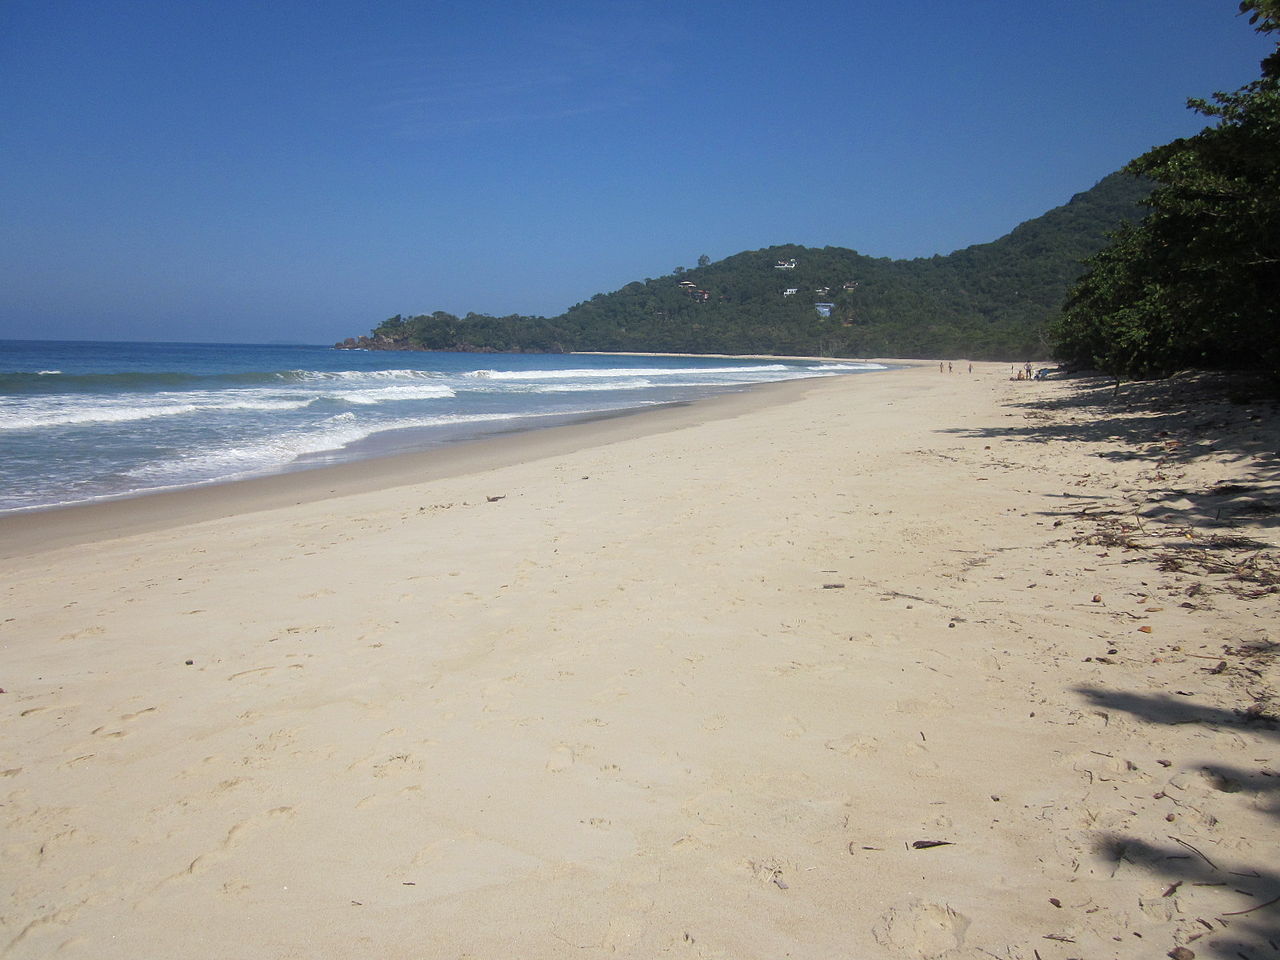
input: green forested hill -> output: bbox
[341,171,1150,359]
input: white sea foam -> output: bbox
[0,402,205,429]
[120,409,585,484]
[0,394,316,430]
[517,380,657,393]
[287,368,444,382]
[124,422,385,481]
[337,384,456,404]
[463,364,790,381]
[808,362,887,371]
[516,377,813,393]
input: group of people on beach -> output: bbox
[935,360,1043,380]
[1012,362,1043,381]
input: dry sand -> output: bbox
[1,362,1276,960]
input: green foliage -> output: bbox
[365,310,569,353]
[350,173,1150,359]
[550,173,1148,360]
[1054,2,1280,378]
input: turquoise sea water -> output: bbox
[0,340,885,513]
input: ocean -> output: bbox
[0,340,886,513]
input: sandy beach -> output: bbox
[2,361,1276,959]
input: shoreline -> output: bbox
[0,375,826,558]
[3,361,1275,959]
[570,350,915,365]
[0,352,895,546]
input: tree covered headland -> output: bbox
[1052,1,1280,379]
[340,171,1149,360]
[554,171,1149,360]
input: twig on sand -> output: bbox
[1169,835,1219,871]
[881,589,930,602]
[1220,892,1280,916]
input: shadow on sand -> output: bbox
[941,371,1280,533]
[963,370,1280,955]
[1076,685,1279,958]
[1074,686,1278,739]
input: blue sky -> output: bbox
[0,1,1273,344]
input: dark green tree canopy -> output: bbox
[1053,1,1280,378]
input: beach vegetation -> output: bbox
[1053,1,1280,379]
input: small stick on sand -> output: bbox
[1220,893,1280,916]
[1169,835,1219,871]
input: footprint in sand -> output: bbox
[227,666,277,681]
[906,753,942,780]
[781,715,807,739]
[872,900,971,959]
[894,697,953,716]
[546,745,576,773]
[175,755,224,780]
[58,626,105,641]
[178,806,297,878]
[823,734,881,756]
[5,909,79,955]
[1070,752,1151,784]
[370,753,420,778]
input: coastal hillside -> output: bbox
[341,171,1150,360]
